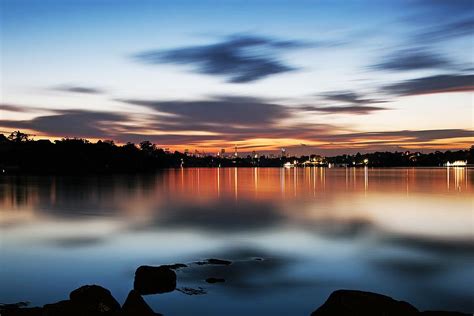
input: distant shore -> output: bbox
[1,131,472,174]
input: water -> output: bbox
[0,168,473,315]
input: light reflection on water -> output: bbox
[0,168,473,315]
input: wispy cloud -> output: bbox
[1,98,471,152]
[320,91,386,104]
[0,109,126,138]
[381,74,474,96]
[121,96,289,126]
[301,105,387,115]
[415,17,474,43]
[373,48,452,71]
[0,104,31,113]
[53,85,104,94]
[133,34,314,83]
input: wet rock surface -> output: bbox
[134,265,177,295]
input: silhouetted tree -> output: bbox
[8,131,30,142]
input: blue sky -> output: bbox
[1,0,473,154]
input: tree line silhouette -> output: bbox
[0,131,472,174]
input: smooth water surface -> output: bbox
[1,168,473,314]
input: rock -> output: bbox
[421,312,470,316]
[311,289,419,316]
[176,287,207,295]
[205,277,225,283]
[134,265,177,295]
[195,258,232,266]
[162,263,188,270]
[69,285,121,314]
[122,290,162,316]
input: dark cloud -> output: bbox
[321,91,386,104]
[1,96,470,152]
[0,109,127,138]
[122,96,288,126]
[0,104,30,112]
[373,48,452,71]
[118,96,340,144]
[53,85,104,94]
[319,129,474,143]
[134,34,312,83]
[301,105,387,115]
[381,74,474,96]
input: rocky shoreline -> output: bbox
[1,259,470,316]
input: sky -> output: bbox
[0,0,473,155]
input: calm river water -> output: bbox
[0,168,473,315]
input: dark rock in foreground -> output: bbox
[122,290,162,316]
[421,312,470,315]
[311,289,419,316]
[310,290,470,316]
[2,282,470,316]
[41,285,121,315]
[195,258,232,266]
[206,277,225,283]
[69,284,121,314]
[134,265,177,295]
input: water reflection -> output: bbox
[0,168,473,314]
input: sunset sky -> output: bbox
[1,0,473,155]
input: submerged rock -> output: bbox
[311,289,419,316]
[176,287,207,295]
[134,265,177,295]
[162,263,188,270]
[0,302,30,309]
[195,258,232,266]
[205,277,225,283]
[122,290,162,316]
